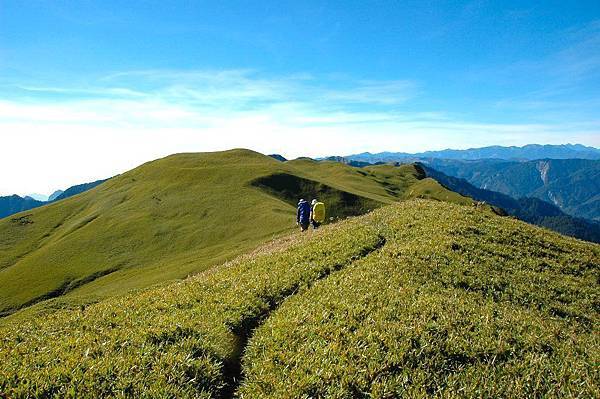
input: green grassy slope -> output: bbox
[0,150,464,318]
[0,200,597,398]
[240,202,599,397]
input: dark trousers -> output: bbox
[311,220,321,229]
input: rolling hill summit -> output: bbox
[0,149,598,398]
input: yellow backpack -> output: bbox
[312,202,326,223]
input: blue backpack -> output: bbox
[297,200,311,224]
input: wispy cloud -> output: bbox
[1,68,598,195]
[320,80,416,105]
[98,69,416,108]
[554,19,600,81]
[15,85,147,98]
[470,19,600,109]
[3,67,598,137]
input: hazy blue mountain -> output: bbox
[0,195,45,219]
[48,190,64,201]
[422,158,600,222]
[0,179,107,220]
[53,179,106,201]
[419,164,600,243]
[347,144,600,162]
[25,193,49,202]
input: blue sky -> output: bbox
[1,1,600,194]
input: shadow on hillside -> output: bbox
[251,173,381,221]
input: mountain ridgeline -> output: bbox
[336,145,600,241]
[420,158,600,222]
[0,150,469,319]
[347,143,600,162]
[52,179,107,201]
[0,179,106,219]
[48,190,64,201]
[0,195,45,220]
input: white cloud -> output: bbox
[1,69,599,196]
[320,80,417,105]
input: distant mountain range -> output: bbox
[0,195,46,220]
[347,144,600,162]
[25,193,49,202]
[52,180,107,202]
[48,190,64,201]
[338,144,600,225]
[323,148,600,241]
[420,158,600,222]
[420,164,600,243]
[0,179,107,219]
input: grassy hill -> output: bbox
[1,200,597,398]
[0,150,465,318]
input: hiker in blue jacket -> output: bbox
[297,199,311,232]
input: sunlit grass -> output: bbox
[1,200,598,398]
[240,201,599,398]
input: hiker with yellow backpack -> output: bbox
[310,199,325,229]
